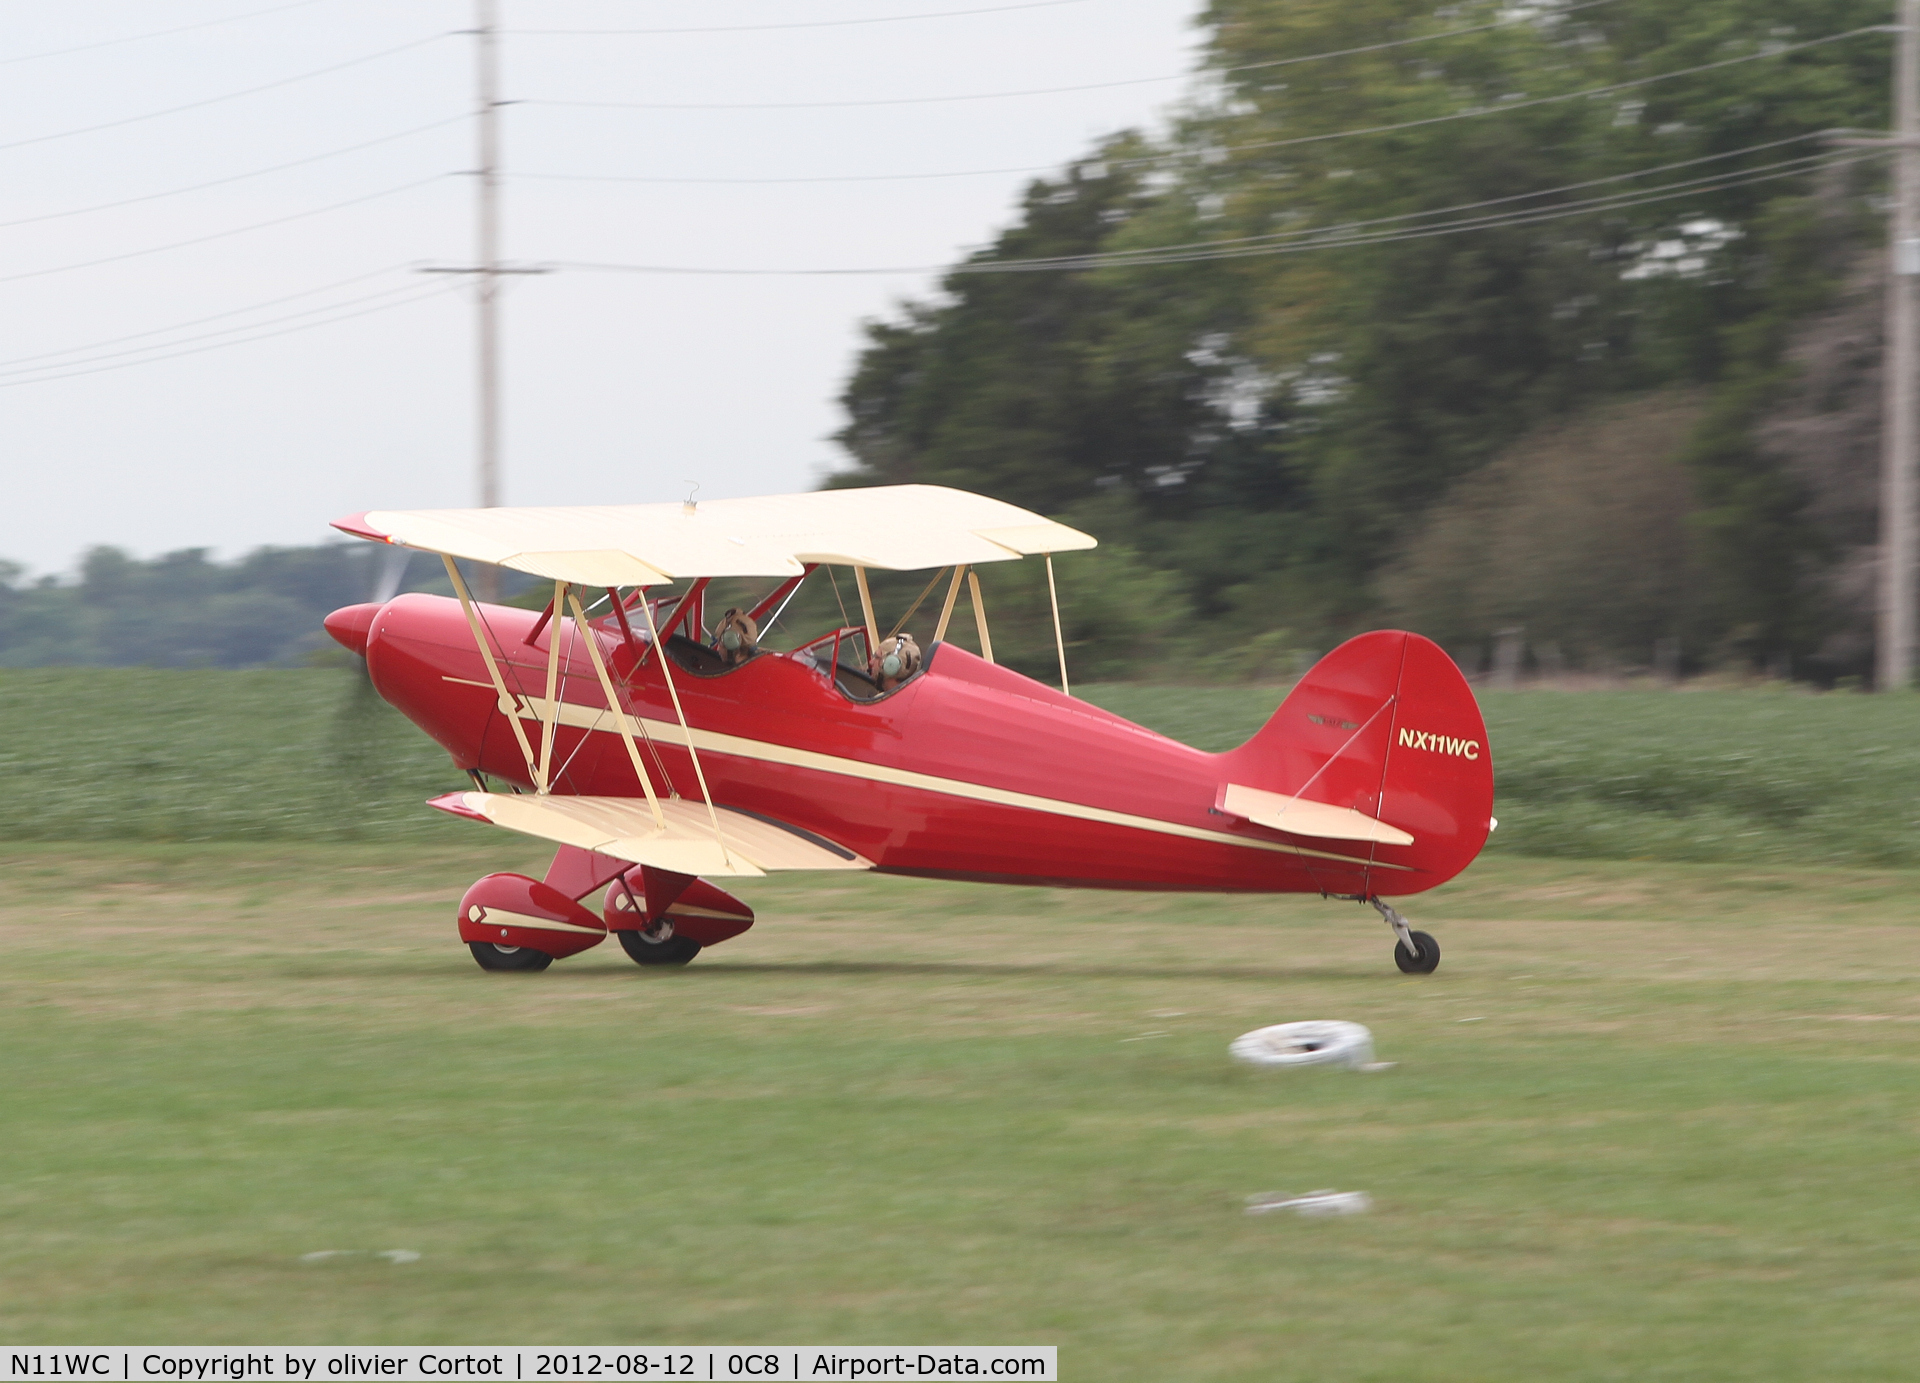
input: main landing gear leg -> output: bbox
[1371,897,1440,975]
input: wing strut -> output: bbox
[536,580,567,793]
[852,565,880,657]
[565,587,666,828]
[637,588,736,871]
[933,565,966,643]
[1045,553,1069,697]
[967,568,995,663]
[443,554,544,787]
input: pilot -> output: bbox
[713,607,759,667]
[871,632,922,692]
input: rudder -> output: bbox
[1221,631,1493,893]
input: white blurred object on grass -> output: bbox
[1228,1020,1392,1070]
[1245,1190,1373,1217]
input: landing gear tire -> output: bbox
[468,941,554,972]
[617,927,703,968]
[1393,930,1441,975]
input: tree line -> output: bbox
[0,545,444,669]
[831,0,1893,681]
[3,0,1897,680]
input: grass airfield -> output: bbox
[4,841,1918,1378]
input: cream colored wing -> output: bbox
[431,791,873,877]
[336,484,1096,584]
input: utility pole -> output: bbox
[477,0,501,518]
[1881,0,1920,690]
[471,0,504,602]
[426,0,545,602]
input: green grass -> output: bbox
[0,668,465,845]
[8,667,1920,868]
[3,845,1918,1376]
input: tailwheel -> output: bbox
[1392,930,1441,975]
[617,920,703,968]
[1370,897,1440,975]
[468,941,554,972]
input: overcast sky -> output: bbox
[0,0,1205,576]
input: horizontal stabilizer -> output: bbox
[1221,783,1415,847]
[430,792,872,877]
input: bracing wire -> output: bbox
[0,174,447,287]
[0,281,465,389]
[0,32,446,154]
[512,0,1091,36]
[0,115,467,231]
[0,0,328,66]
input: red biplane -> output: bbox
[325,485,1493,974]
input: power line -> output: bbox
[0,282,465,389]
[0,175,448,287]
[0,274,420,376]
[525,20,1880,121]
[0,0,327,66]
[514,162,1062,186]
[955,144,1848,267]
[0,33,446,154]
[1218,26,1890,157]
[971,154,1877,272]
[516,124,1827,191]
[523,0,1622,110]
[528,72,1180,111]
[550,149,1862,278]
[1225,0,1621,75]
[0,280,433,381]
[511,0,1091,36]
[0,266,409,371]
[989,151,1858,270]
[0,116,467,231]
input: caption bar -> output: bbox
[3,1351,1055,1383]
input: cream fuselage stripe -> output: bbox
[476,907,604,935]
[443,676,1401,871]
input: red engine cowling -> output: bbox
[602,868,756,947]
[457,872,608,959]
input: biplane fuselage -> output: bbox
[332,592,1488,902]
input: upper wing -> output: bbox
[430,791,873,877]
[1220,782,1415,847]
[334,483,1097,584]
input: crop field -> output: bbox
[2,670,1919,1375]
[7,667,1920,866]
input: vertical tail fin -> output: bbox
[1220,631,1493,893]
